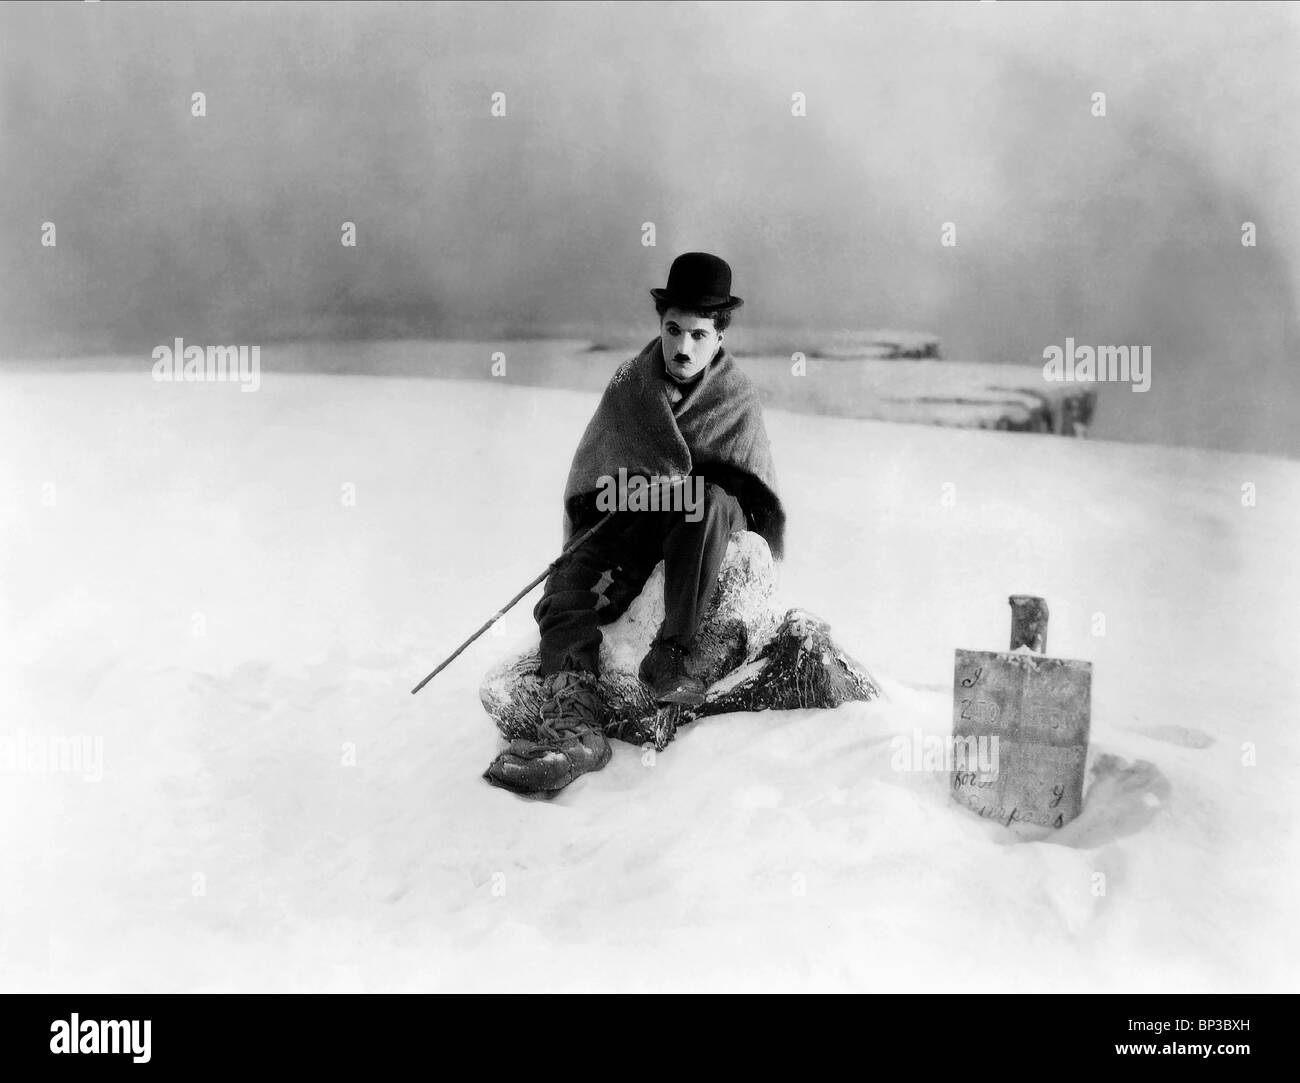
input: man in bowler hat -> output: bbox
[485,252,785,796]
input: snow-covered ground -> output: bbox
[1,368,1297,991]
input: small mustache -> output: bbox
[674,355,691,363]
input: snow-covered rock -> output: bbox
[480,532,880,749]
[698,609,880,719]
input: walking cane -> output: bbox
[410,510,618,695]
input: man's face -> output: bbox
[660,308,722,383]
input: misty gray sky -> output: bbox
[2,1,1297,456]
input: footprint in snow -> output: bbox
[1127,723,1215,749]
[1049,753,1172,849]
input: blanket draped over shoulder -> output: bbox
[562,337,786,559]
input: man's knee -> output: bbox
[695,482,747,532]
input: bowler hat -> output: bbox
[650,252,744,312]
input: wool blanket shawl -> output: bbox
[562,337,786,559]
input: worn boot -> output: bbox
[638,637,706,706]
[483,670,612,797]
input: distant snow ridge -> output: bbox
[807,329,942,360]
[575,331,1094,437]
